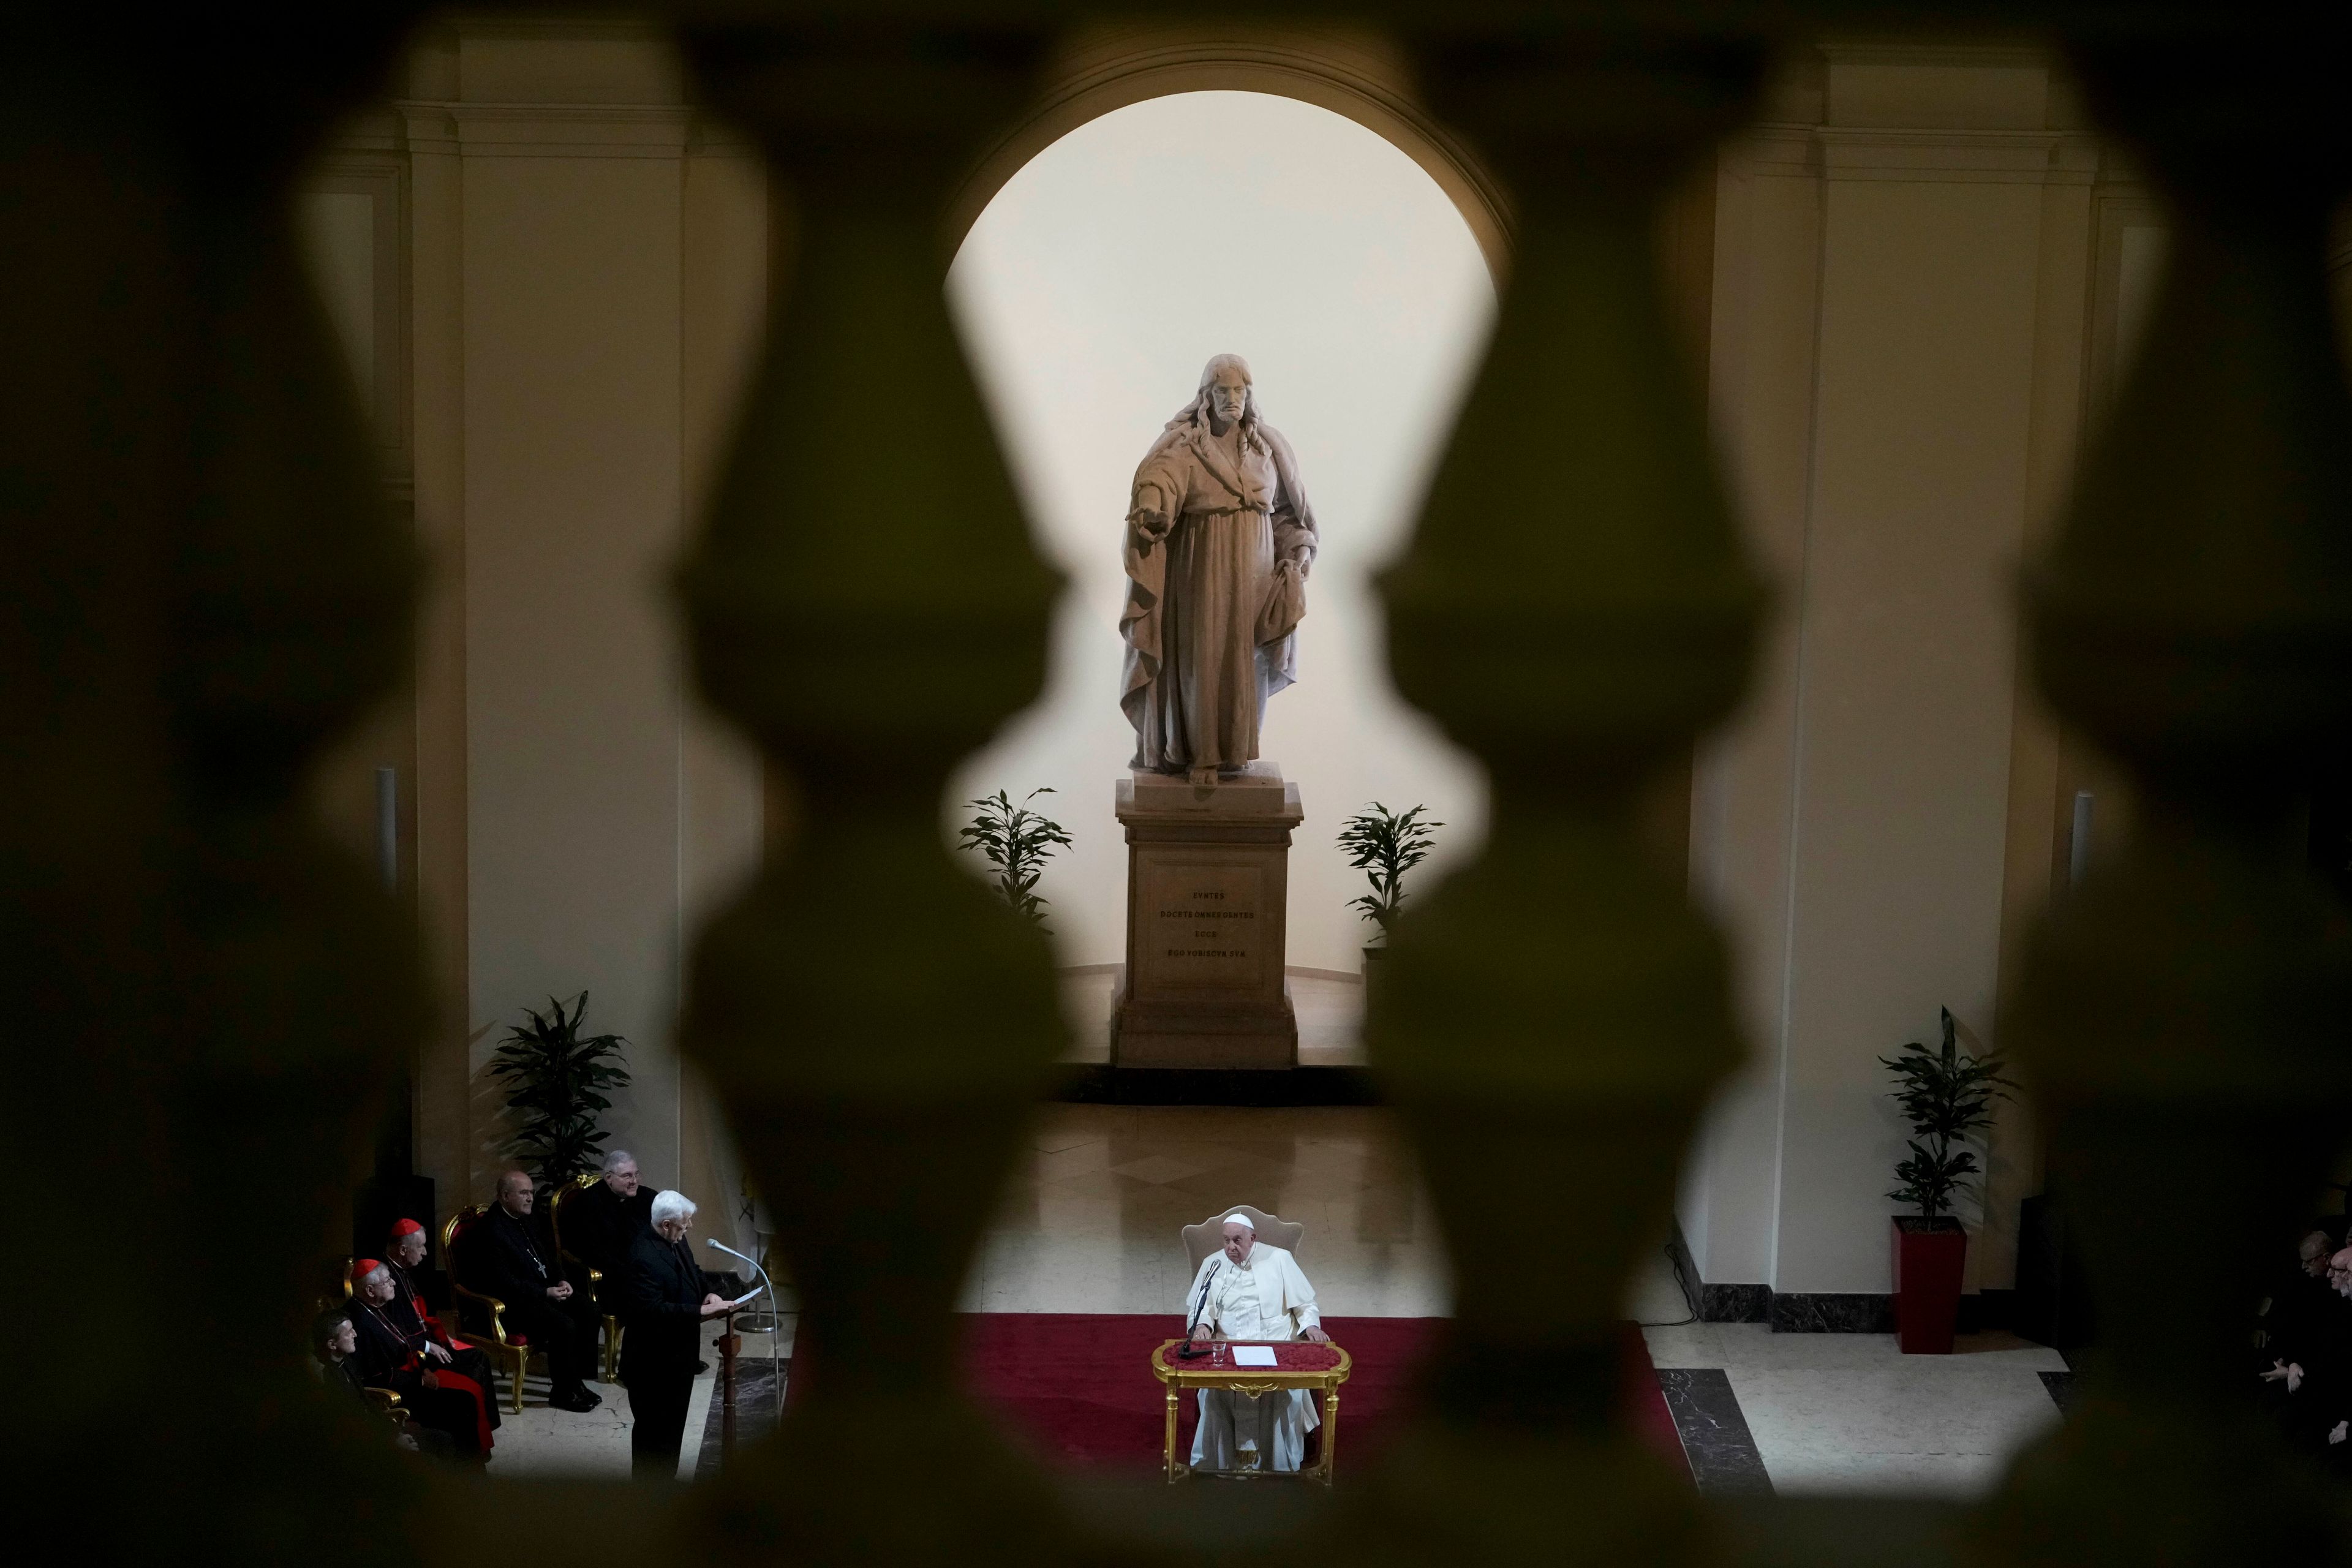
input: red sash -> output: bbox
[428,1368,495,1453]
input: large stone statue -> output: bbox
[1120,355,1319,790]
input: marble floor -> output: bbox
[483,1322,737,1480]
[1642,1322,2066,1497]
[959,1102,1444,1315]
[486,1102,2069,1499]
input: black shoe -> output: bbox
[695,1360,710,1376]
[549,1387,600,1412]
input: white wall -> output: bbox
[461,132,689,1184]
[1684,48,2099,1298]
[946,91,1496,974]
[388,30,767,1215]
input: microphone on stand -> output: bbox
[1177,1260,1223,1360]
[707,1237,786,1430]
[706,1237,767,1307]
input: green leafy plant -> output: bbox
[487,993,631,1187]
[1337,802,1443,941]
[957,788,1073,928]
[1881,1008,2017,1219]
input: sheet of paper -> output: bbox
[1230,1345,1278,1367]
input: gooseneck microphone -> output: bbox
[1177,1259,1223,1360]
[708,1237,785,1423]
[706,1237,767,1308]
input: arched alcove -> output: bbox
[944,85,1498,976]
[949,24,1513,275]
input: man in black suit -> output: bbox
[621,1188,734,1477]
[469,1169,602,1412]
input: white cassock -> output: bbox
[1184,1243,1322,1472]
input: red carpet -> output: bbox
[952,1314,1687,1479]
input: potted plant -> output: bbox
[1880,1008,2016,1354]
[956,787,1073,929]
[1336,802,1442,966]
[487,993,632,1189]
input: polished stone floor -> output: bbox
[960,1103,1444,1316]
[482,1328,729,1480]
[1642,1321,2065,1497]
[486,1101,2067,1498]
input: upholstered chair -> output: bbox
[549,1171,625,1384]
[1180,1205,1305,1276]
[440,1207,534,1414]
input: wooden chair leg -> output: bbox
[602,1316,621,1384]
[508,1348,527,1413]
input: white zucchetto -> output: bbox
[1224,1213,1254,1229]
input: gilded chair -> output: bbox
[1180,1205,1306,1279]
[320,1265,410,1436]
[359,1385,408,1437]
[550,1171,624,1384]
[441,1207,533,1414]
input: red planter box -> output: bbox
[1892,1216,1967,1355]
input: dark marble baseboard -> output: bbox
[1701,1286,1892,1333]
[1769,1292,1896,1333]
[1695,1280,2021,1337]
[1700,1283,1772,1324]
[1656,1368,1773,1497]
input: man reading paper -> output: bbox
[1184,1213,1329,1472]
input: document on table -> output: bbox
[1230,1346,1278,1368]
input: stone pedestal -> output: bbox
[1112,761,1303,1069]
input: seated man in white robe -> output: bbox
[1184,1213,1329,1472]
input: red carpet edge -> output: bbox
[948,1313,1690,1480]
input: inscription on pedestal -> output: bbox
[1113,769,1303,1070]
[1140,864,1262,989]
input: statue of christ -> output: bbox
[1118,355,1319,789]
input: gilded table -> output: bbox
[1150,1338,1352,1485]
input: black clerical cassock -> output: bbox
[570,1180,656,1314]
[469,1204,600,1404]
[384,1261,503,1434]
[349,1263,496,1457]
[620,1228,723,1477]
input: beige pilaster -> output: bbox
[1686,45,2103,1301]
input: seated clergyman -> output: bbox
[349,1258,497,1461]
[1183,1213,1329,1473]
[314,1306,450,1457]
[312,1308,369,1404]
[572,1150,655,1314]
[383,1219,505,1428]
